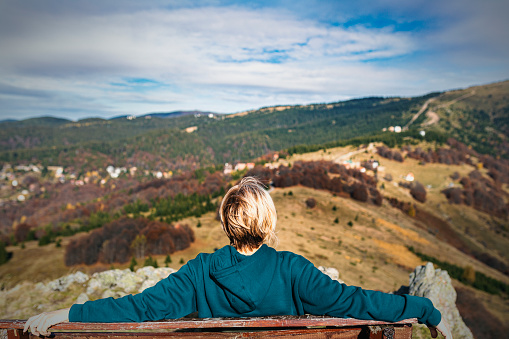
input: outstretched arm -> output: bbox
[24,260,198,335]
[294,256,442,326]
[24,308,70,336]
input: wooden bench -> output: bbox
[0,316,417,338]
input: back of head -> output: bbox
[220,177,278,251]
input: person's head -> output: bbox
[220,176,278,251]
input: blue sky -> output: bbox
[0,0,508,121]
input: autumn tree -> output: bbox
[410,181,426,203]
[131,234,147,259]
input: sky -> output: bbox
[0,0,508,121]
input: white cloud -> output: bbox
[0,2,507,120]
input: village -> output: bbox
[0,136,423,207]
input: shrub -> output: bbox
[0,241,11,265]
[410,181,426,203]
[14,223,33,243]
[351,183,368,202]
[462,265,476,284]
[144,256,158,268]
[305,198,317,208]
[129,257,137,271]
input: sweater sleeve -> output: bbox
[295,256,441,326]
[69,262,197,322]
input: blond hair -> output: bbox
[220,177,278,251]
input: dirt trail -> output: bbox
[404,90,476,130]
[403,98,435,130]
[422,110,440,127]
[334,143,375,163]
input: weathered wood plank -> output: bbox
[0,317,415,339]
[0,316,417,331]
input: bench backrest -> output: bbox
[0,316,417,339]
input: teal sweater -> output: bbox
[69,245,441,326]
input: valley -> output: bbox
[1,80,508,338]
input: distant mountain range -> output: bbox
[0,110,218,125]
[0,80,507,171]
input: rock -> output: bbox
[136,266,156,280]
[91,269,130,290]
[101,289,127,299]
[34,282,50,293]
[409,262,473,339]
[318,266,344,283]
[136,267,175,292]
[153,267,175,280]
[86,278,103,295]
[75,293,89,304]
[47,272,89,292]
[138,279,159,293]
[117,271,143,294]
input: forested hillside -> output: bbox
[427,80,509,158]
[0,94,437,171]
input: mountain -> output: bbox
[0,94,437,169]
[1,142,508,338]
[140,110,217,119]
[413,80,509,158]
[0,80,507,172]
[0,116,71,128]
[1,78,508,334]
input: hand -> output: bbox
[428,319,453,339]
[24,308,70,336]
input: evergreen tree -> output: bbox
[129,256,138,271]
[164,254,172,267]
[0,241,9,265]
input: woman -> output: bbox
[25,176,452,338]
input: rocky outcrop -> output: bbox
[83,267,176,301]
[0,266,178,319]
[318,266,344,283]
[47,272,90,292]
[409,262,474,339]
[1,260,473,337]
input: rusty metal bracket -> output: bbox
[383,326,395,339]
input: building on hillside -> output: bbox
[405,172,415,182]
[235,163,247,171]
[264,163,279,169]
[342,160,361,169]
[47,166,64,178]
[224,163,233,175]
[233,163,255,172]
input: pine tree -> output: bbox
[164,254,172,267]
[129,256,138,271]
[144,256,154,267]
[0,241,9,265]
